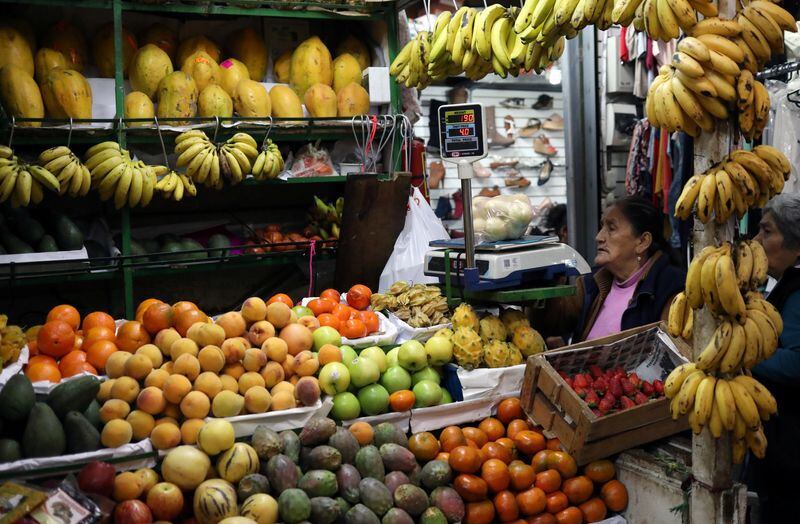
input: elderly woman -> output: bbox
[748,193,800,523]
[537,196,685,346]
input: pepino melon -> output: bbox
[303,84,337,118]
[0,66,44,127]
[194,479,238,524]
[124,92,154,125]
[0,27,34,77]
[177,35,220,68]
[227,28,268,82]
[241,494,279,524]
[181,51,221,93]
[156,71,198,122]
[332,53,362,94]
[41,68,92,119]
[289,36,332,98]
[217,442,260,484]
[219,58,249,96]
[199,84,233,118]
[42,21,88,73]
[34,48,68,85]
[272,50,291,84]
[336,35,371,70]
[336,82,369,117]
[92,23,138,78]
[163,445,211,490]
[141,23,178,62]
[269,85,303,118]
[130,44,174,100]
[233,79,270,117]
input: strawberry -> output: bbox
[634,391,649,405]
[609,377,623,398]
[591,408,603,418]
[573,386,587,399]
[629,372,642,388]
[564,376,574,388]
[557,370,570,380]
[589,365,604,379]
[621,378,636,396]
[598,397,614,414]
[642,381,655,396]
[620,396,636,410]
[585,390,600,408]
[593,376,608,394]
[574,374,589,389]
[653,379,664,395]
[602,391,616,404]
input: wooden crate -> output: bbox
[520,322,690,465]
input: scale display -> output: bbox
[438,103,486,160]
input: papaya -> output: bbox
[333,54,362,94]
[219,58,249,97]
[227,28,268,82]
[0,27,34,77]
[269,85,303,119]
[141,23,178,62]
[156,71,198,122]
[303,84,337,118]
[92,23,138,78]
[181,51,220,93]
[289,36,333,98]
[177,35,220,67]
[337,82,369,117]
[41,68,93,119]
[34,48,68,85]
[42,21,88,73]
[0,373,35,421]
[233,79,270,118]
[124,91,155,125]
[23,403,66,458]
[336,36,371,70]
[64,411,101,454]
[47,375,101,419]
[129,44,174,100]
[0,65,44,127]
[273,50,292,84]
[0,19,35,56]
[199,84,233,118]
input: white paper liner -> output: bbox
[453,364,527,401]
[341,410,411,434]
[0,441,155,479]
[0,345,28,389]
[386,311,451,343]
[207,397,333,438]
[409,394,515,433]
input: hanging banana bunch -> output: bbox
[0,145,61,207]
[251,139,284,181]
[83,142,159,209]
[154,170,197,202]
[38,146,91,197]
[173,131,259,188]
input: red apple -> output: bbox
[146,482,184,521]
[77,461,116,498]
[115,500,153,524]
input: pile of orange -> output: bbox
[309,286,379,339]
[406,398,629,524]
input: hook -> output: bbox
[423,0,433,32]
[261,116,274,151]
[7,116,14,148]
[451,0,458,9]
[154,116,170,168]
[66,118,73,149]
[212,116,221,143]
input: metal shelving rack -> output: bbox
[0,0,403,317]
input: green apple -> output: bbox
[357,384,390,416]
[359,346,387,373]
[386,347,400,368]
[411,367,441,386]
[313,326,342,351]
[398,340,427,372]
[425,336,453,366]
[331,392,361,420]
[439,388,453,404]
[413,380,443,407]
[318,362,350,395]
[292,305,314,319]
[346,356,380,388]
[380,366,412,393]
[340,345,358,364]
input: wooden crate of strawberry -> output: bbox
[520,322,690,464]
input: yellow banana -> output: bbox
[753,145,790,178]
[746,425,767,459]
[747,239,768,288]
[738,14,771,64]
[686,245,717,309]
[749,0,799,33]
[708,401,724,438]
[665,0,697,32]
[742,5,784,54]
[719,323,746,373]
[707,49,740,77]
[748,309,778,359]
[676,370,707,415]
[690,17,743,37]
[732,438,747,464]
[703,69,736,103]
[696,171,717,223]
[668,292,687,337]
[696,33,745,62]
[696,320,732,371]
[714,170,736,224]
[664,362,698,398]
[693,375,716,426]
[715,379,737,432]
[682,303,694,340]
[656,0,681,40]
[677,36,710,62]
[729,380,761,430]
[742,317,763,368]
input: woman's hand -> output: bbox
[546,336,566,349]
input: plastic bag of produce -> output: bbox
[472,194,534,242]
[378,187,449,291]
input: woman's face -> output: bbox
[595,205,650,272]
[755,213,800,278]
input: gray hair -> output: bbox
[764,193,800,249]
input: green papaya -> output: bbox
[23,403,66,458]
[0,373,35,421]
[47,375,101,420]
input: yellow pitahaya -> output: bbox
[501,307,530,332]
[512,325,546,357]
[483,340,518,368]
[479,314,507,343]
[452,303,480,331]
[452,327,483,370]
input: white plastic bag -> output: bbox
[472,194,534,242]
[379,188,449,292]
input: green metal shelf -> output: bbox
[243,175,347,185]
[446,284,577,306]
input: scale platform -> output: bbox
[424,238,591,291]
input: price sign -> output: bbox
[438,103,487,161]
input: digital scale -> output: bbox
[429,103,591,292]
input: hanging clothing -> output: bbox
[625,120,652,196]
[619,27,630,62]
[771,79,800,194]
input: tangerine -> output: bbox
[346,284,372,310]
[83,326,116,349]
[482,441,513,464]
[527,514,558,524]
[320,288,341,303]
[136,299,165,321]
[547,438,562,451]
[357,310,380,334]
[38,320,76,358]
[307,298,335,317]
[26,361,61,382]
[546,491,569,514]
[142,302,174,334]
[548,451,578,479]
[440,426,467,452]
[87,340,118,371]
[450,445,483,473]
[515,430,547,456]
[494,490,519,522]
[348,421,373,445]
[507,419,530,440]
[174,309,207,337]
[47,305,81,330]
[562,476,593,505]
[408,431,440,461]
[116,321,151,352]
[389,390,416,412]
[583,460,615,484]
[535,469,562,494]
[331,303,354,322]
[340,319,368,339]
[317,314,341,331]
[516,487,547,516]
[82,311,116,332]
[479,417,505,442]
[600,480,628,512]
[481,458,510,492]
[555,506,583,524]
[465,500,495,524]
[268,294,294,307]
[578,498,606,523]
[508,460,535,491]
[497,397,524,425]
[463,427,489,448]
[454,474,488,502]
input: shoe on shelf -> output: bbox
[474,162,491,178]
[504,115,516,139]
[532,94,554,110]
[489,159,519,169]
[451,189,464,219]
[519,118,542,137]
[533,135,557,156]
[505,175,531,187]
[429,161,445,189]
[543,113,564,131]
[486,106,515,149]
[478,185,501,198]
[434,195,452,219]
[499,97,526,109]
[448,86,469,104]
[537,159,554,186]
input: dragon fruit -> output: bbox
[452,327,483,370]
[479,314,507,343]
[500,307,530,332]
[452,303,480,331]
[512,325,546,357]
[483,340,522,368]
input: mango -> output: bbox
[359,478,393,517]
[309,497,342,524]
[379,443,417,473]
[273,50,292,84]
[43,21,88,72]
[430,486,465,523]
[306,445,342,472]
[228,28,268,81]
[141,23,178,61]
[303,84,337,118]
[299,470,338,498]
[0,19,35,54]
[0,66,43,127]
[176,35,220,67]
[299,417,336,446]
[333,54,362,94]
[233,79,270,117]
[156,71,198,123]
[355,445,384,482]
[393,484,429,517]
[93,23,138,78]
[130,44,174,100]
[289,36,333,97]
[219,58,249,96]
[269,85,303,118]
[336,464,361,504]
[385,471,412,495]
[41,68,92,119]
[0,27,34,77]
[336,35,371,70]
[265,454,299,492]
[181,51,220,93]
[279,430,301,464]
[336,82,369,117]
[198,84,233,118]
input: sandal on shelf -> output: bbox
[519,118,542,137]
[505,176,531,188]
[533,135,557,156]
[538,159,554,186]
[434,196,452,219]
[542,113,564,131]
[428,161,445,189]
[478,185,501,198]
[499,97,526,109]
[503,115,516,139]
[489,159,519,169]
[532,94,554,110]
[474,162,492,178]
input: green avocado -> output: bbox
[15,217,45,245]
[37,234,59,252]
[0,228,34,254]
[208,234,231,258]
[52,214,84,251]
[22,403,66,458]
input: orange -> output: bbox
[348,421,373,445]
[320,288,341,303]
[307,298,335,317]
[136,299,165,322]
[346,284,372,310]
[478,417,505,442]
[59,349,87,369]
[493,490,519,522]
[480,458,510,493]
[38,320,76,358]
[26,361,62,382]
[497,397,524,425]
[27,339,38,356]
[517,487,547,516]
[408,431,440,461]
[389,390,415,412]
[116,321,151,352]
[453,474,488,502]
[449,445,483,474]
[83,311,116,332]
[28,355,57,368]
[142,302,174,335]
[462,427,489,448]
[555,506,583,524]
[357,310,380,334]
[578,498,606,523]
[600,480,628,512]
[331,303,354,322]
[174,309,208,337]
[465,500,495,524]
[583,460,615,484]
[73,333,84,351]
[317,314,340,331]
[83,326,116,349]
[440,426,467,452]
[535,469,562,494]
[171,300,199,318]
[87,340,118,371]
[340,319,367,339]
[562,476,594,505]
[546,491,569,514]
[514,430,546,456]
[47,305,81,330]
[62,359,97,378]
[507,419,530,440]
[268,294,294,307]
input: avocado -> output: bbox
[208,234,231,258]
[52,214,84,251]
[0,439,21,462]
[15,217,45,245]
[0,228,34,254]
[22,403,66,458]
[64,411,101,454]
[37,234,59,252]
[83,399,102,429]
[181,238,207,260]
[160,240,184,262]
[47,375,101,420]
[0,374,35,421]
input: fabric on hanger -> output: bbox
[645,38,654,71]
[620,27,630,62]
[660,132,673,214]
[625,120,652,196]
[772,78,800,194]
[653,40,676,69]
